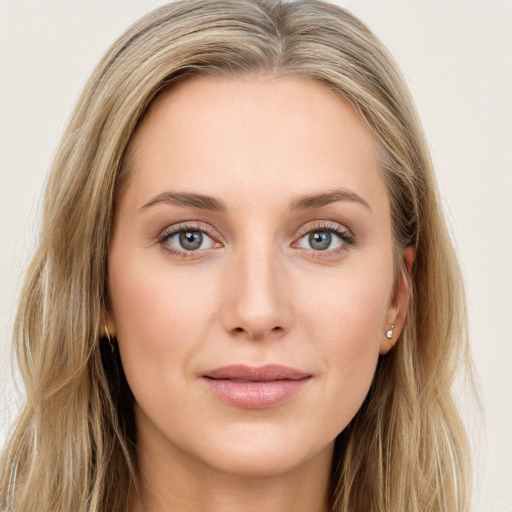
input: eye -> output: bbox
[294,222,355,254]
[159,225,219,254]
[297,230,342,251]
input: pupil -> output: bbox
[309,231,331,250]
[179,231,202,250]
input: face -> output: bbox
[107,76,410,479]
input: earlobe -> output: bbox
[379,246,415,355]
[101,311,117,339]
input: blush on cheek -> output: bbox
[302,281,387,434]
[110,262,219,389]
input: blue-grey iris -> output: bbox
[179,231,203,250]
[309,231,331,250]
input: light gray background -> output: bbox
[1,1,511,510]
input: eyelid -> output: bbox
[295,220,354,241]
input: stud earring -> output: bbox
[385,324,395,340]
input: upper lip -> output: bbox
[203,364,311,382]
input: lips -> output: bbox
[202,364,312,409]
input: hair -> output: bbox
[0,1,474,511]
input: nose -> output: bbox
[220,241,292,340]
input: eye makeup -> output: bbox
[155,218,356,261]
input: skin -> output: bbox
[106,75,413,512]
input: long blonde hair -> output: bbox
[1,1,473,510]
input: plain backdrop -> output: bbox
[0,1,511,510]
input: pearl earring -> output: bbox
[385,324,395,340]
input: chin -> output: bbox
[184,422,337,478]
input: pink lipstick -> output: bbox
[202,364,312,409]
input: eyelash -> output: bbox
[157,223,220,258]
[157,221,355,258]
[294,221,356,257]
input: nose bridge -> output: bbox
[222,232,290,339]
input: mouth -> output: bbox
[202,364,312,409]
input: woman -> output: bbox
[0,1,473,511]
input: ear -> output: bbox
[379,246,415,354]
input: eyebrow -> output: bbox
[140,191,226,212]
[289,188,371,211]
[140,188,371,213]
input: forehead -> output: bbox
[120,75,387,215]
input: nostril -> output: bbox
[231,325,283,336]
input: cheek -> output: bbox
[107,256,221,395]
[296,265,393,428]
[299,264,392,350]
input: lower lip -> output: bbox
[202,377,311,409]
